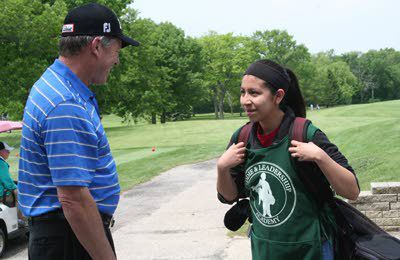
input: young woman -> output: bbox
[217,59,360,260]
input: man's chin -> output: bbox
[91,78,108,85]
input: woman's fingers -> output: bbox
[290,152,303,161]
[236,142,245,148]
[291,140,301,146]
[237,147,246,153]
[237,153,246,158]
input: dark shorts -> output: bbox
[28,210,115,260]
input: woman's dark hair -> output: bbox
[257,59,306,118]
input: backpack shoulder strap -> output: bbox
[238,122,254,146]
[289,117,319,142]
[290,117,309,142]
[290,117,334,206]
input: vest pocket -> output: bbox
[250,231,321,260]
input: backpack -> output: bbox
[234,117,400,260]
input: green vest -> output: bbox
[240,123,327,260]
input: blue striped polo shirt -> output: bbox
[18,59,120,217]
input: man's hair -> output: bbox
[59,36,115,57]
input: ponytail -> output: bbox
[283,68,306,118]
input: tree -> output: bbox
[40,0,130,15]
[311,53,357,106]
[103,14,204,124]
[252,30,314,105]
[0,0,67,119]
[359,49,400,102]
[198,33,256,119]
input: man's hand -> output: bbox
[57,186,116,260]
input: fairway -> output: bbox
[2,100,399,191]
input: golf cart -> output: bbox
[0,190,28,256]
[0,120,28,256]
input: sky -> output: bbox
[132,0,400,54]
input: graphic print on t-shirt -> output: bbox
[251,172,275,217]
[246,162,296,227]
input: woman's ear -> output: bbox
[274,89,286,105]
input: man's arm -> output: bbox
[0,162,17,192]
[57,186,116,260]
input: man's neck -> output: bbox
[59,56,92,86]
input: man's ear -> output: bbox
[89,36,102,57]
[274,89,286,105]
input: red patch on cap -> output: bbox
[62,24,74,33]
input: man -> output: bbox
[18,3,139,259]
[0,142,17,204]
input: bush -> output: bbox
[368,98,381,103]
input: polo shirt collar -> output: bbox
[50,59,95,103]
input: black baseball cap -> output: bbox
[0,142,14,152]
[61,3,139,48]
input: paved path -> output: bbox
[112,159,250,259]
[6,159,398,259]
[3,159,251,259]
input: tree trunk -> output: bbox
[360,88,365,103]
[219,100,224,119]
[371,88,375,100]
[218,82,226,119]
[211,86,219,119]
[151,113,156,124]
[214,99,219,119]
[160,111,166,124]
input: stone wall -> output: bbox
[348,182,400,232]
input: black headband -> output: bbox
[244,61,290,92]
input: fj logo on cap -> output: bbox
[103,23,111,33]
[62,24,74,33]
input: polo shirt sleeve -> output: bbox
[0,161,16,194]
[42,100,98,187]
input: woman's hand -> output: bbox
[289,140,360,200]
[288,140,325,162]
[217,142,246,170]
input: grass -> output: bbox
[3,114,247,190]
[2,100,399,194]
[307,100,400,191]
[228,100,400,237]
